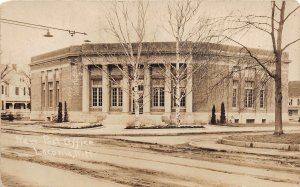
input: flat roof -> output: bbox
[31,41,289,65]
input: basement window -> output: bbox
[246,119,255,124]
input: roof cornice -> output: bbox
[30,42,290,65]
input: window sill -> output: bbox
[152,107,165,109]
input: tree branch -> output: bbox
[224,36,276,78]
[282,38,300,51]
[271,1,277,53]
[284,5,300,23]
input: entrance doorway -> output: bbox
[131,84,144,114]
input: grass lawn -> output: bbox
[43,122,102,129]
[125,125,204,129]
[226,133,300,144]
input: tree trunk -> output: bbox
[29,87,31,111]
[175,80,181,126]
[273,1,285,135]
[175,37,181,127]
[274,58,283,135]
[133,78,140,127]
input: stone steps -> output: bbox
[102,114,166,126]
[102,114,130,125]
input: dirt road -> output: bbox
[1,128,300,187]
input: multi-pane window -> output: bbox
[132,84,143,113]
[112,88,117,106]
[92,88,97,106]
[153,87,164,107]
[56,81,60,106]
[48,82,53,107]
[173,87,186,107]
[244,89,253,108]
[112,87,122,107]
[244,81,254,108]
[138,85,144,91]
[119,88,123,106]
[92,80,102,107]
[42,83,45,107]
[180,90,186,107]
[260,90,265,108]
[15,87,19,95]
[232,80,238,108]
[92,87,102,107]
[23,87,26,95]
[232,89,237,108]
[1,85,4,94]
[289,99,293,106]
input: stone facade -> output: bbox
[30,42,290,124]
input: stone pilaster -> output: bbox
[45,73,48,109]
[102,65,110,113]
[40,72,43,111]
[59,68,62,103]
[165,64,172,113]
[186,64,193,113]
[53,69,57,110]
[122,65,130,113]
[143,65,151,113]
[82,65,90,112]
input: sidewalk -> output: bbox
[2,122,300,136]
[189,139,300,158]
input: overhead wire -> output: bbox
[0,18,87,36]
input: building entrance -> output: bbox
[131,84,144,114]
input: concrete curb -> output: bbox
[218,138,300,151]
[188,141,300,159]
[2,127,275,137]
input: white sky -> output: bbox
[0,0,299,81]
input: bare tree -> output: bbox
[164,0,224,126]
[222,1,300,135]
[0,64,12,80]
[105,0,149,127]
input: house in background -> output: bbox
[1,80,9,110]
[1,64,31,119]
[288,81,300,122]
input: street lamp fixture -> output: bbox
[44,30,53,37]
